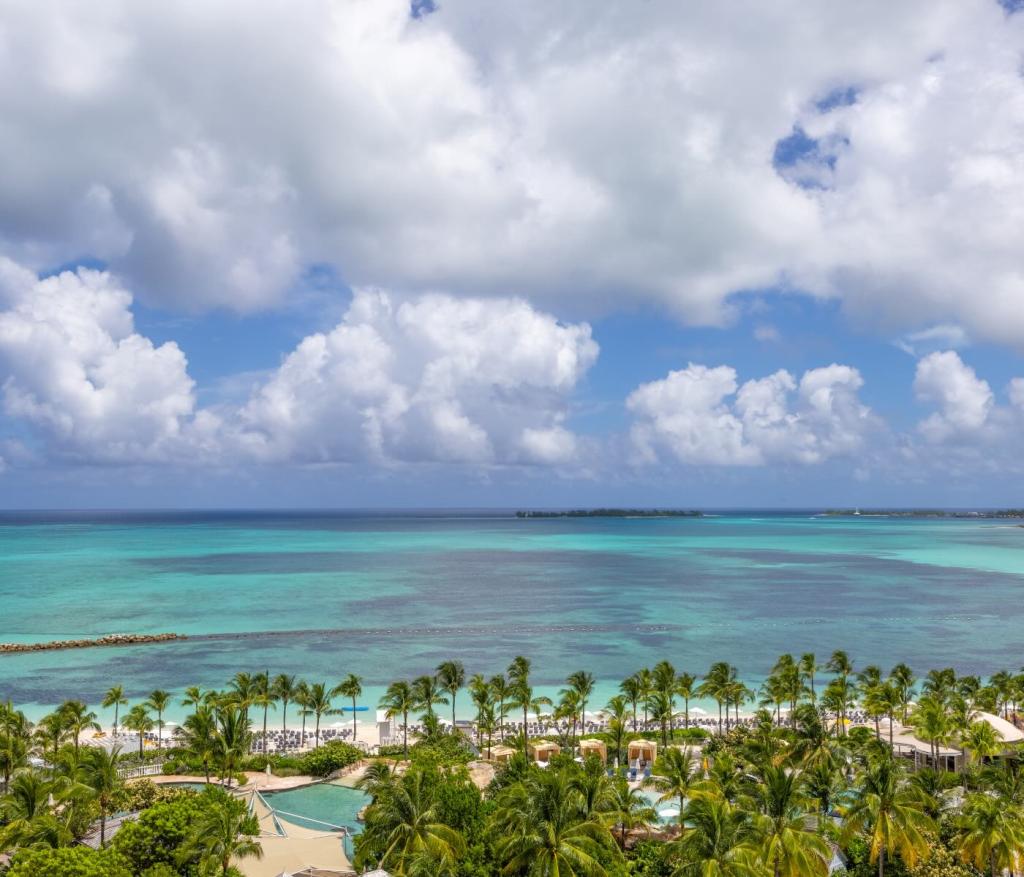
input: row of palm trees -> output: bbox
[96,670,366,755]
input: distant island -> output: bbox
[823,509,1024,518]
[516,508,703,518]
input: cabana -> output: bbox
[578,739,607,764]
[488,745,517,764]
[529,741,561,764]
[627,739,657,767]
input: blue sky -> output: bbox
[1,0,1023,508]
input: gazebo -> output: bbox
[627,739,657,767]
[529,741,561,764]
[488,745,517,764]
[578,739,607,764]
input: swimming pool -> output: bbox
[262,782,370,834]
[641,789,682,826]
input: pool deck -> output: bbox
[240,790,355,877]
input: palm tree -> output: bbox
[271,674,298,734]
[1,703,32,793]
[0,771,68,851]
[468,674,490,749]
[181,705,218,784]
[77,745,122,847]
[178,795,263,876]
[826,651,854,732]
[912,695,951,768]
[492,767,619,875]
[604,776,657,847]
[699,662,735,735]
[648,691,675,749]
[358,768,466,873]
[229,672,256,723]
[412,674,449,722]
[508,681,552,757]
[842,754,934,877]
[604,695,629,767]
[217,705,251,787]
[637,668,654,730]
[888,664,916,724]
[435,661,465,731]
[644,746,704,830]
[58,700,100,759]
[302,682,339,748]
[620,675,643,731]
[101,686,127,739]
[567,669,596,738]
[294,681,311,748]
[676,673,697,730]
[252,672,276,754]
[800,654,818,702]
[380,680,416,757]
[181,685,205,710]
[35,710,71,763]
[145,690,171,749]
[955,791,1024,877]
[122,704,153,757]
[489,673,511,741]
[667,795,761,877]
[334,674,363,743]
[962,718,1002,786]
[755,765,830,877]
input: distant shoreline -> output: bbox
[515,508,703,518]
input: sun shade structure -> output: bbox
[578,739,607,763]
[487,745,518,763]
[529,741,561,763]
[627,739,657,764]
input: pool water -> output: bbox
[641,789,682,826]
[263,782,370,833]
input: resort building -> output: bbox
[878,711,1024,772]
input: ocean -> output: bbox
[1,510,1022,720]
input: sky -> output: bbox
[1,0,1024,508]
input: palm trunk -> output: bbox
[523,706,529,755]
[315,715,321,748]
[684,699,689,730]
[100,812,106,847]
[157,712,162,748]
[282,698,288,734]
[403,708,408,756]
[878,846,884,877]
[718,702,723,735]
[138,734,143,757]
[352,697,358,742]
[452,694,457,732]
[114,704,120,738]
[301,712,306,748]
[263,710,268,755]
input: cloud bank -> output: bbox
[1,0,1024,346]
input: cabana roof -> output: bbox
[975,711,1024,745]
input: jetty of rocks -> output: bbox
[0,633,184,654]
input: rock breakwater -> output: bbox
[0,633,184,654]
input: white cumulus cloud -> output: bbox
[913,350,995,441]
[627,362,873,466]
[1,0,1024,349]
[0,259,196,463]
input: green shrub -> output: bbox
[111,787,242,876]
[298,741,363,777]
[112,778,197,812]
[7,846,132,877]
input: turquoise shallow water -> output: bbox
[1,511,1023,718]
[263,783,369,833]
